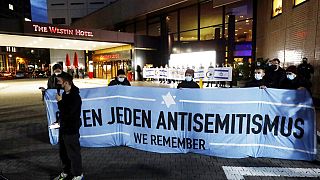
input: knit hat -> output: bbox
[286,65,297,74]
[185,69,195,77]
[117,69,125,76]
[52,64,62,71]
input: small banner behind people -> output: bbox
[143,67,232,81]
[44,86,316,161]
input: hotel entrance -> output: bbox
[94,59,131,80]
[93,46,132,80]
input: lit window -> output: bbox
[294,0,307,6]
[272,0,282,17]
[9,4,13,10]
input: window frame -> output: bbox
[52,18,66,25]
[293,0,308,8]
[51,3,65,6]
[271,0,283,18]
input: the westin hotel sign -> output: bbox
[23,22,135,44]
[24,22,94,38]
[32,24,93,37]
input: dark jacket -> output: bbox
[281,76,312,92]
[108,78,131,86]
[265,67,286,88]
[297,63,314,80]
[47,71,68,89]
[245,78,269,88]
[57,85,82,135]
[177,80,200,89]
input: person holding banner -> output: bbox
[206,63,214,87]
[245,67,269,89]
[281,65,312,92]
[177,69,200,89]
[265,58,286,88]
[54,73,83,180]
[108,69,131,86]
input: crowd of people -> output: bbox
[78,56,314,92]
[245,57,314,94]
[41,57,313,180]
[136,57,314,92]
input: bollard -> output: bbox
[107,78,110,86]
[199,78,203,88]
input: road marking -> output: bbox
[222,166,320,180]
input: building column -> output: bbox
[160,15,169,66]
[228,15,235,87]
[227,15,235,66]
[252,0,257,62]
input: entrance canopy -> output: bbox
[0,33,128,50]
[0,21,134,50]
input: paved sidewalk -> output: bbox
[0,82,8,90]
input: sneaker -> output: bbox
[53,172,68,180]
[72,174,84,180]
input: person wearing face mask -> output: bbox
[297,57,314,81]
[177,69,200,89]
[265,58,286,88]
[108,69,131,86]
[245,67,268,88]
[39,64,67,100]
[281,65,312,92]
[47,64,68,89]
[54,73,84,180]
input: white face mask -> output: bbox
[287,74,296,80]
[185,76,192,82]
[118,77,125,82]
[254,73,263,80]
[54,71,61,76]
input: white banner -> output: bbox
[143,67,232,81]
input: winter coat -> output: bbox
[177,80,200,89]
[57,85,82,135]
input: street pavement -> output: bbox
[0,78,320,180]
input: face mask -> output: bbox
[255,74,263,80]
[271,65,278,70]
[287,74,296,80]
[185,76,192,82]
[118,77,125,82]
[54,72,61,76]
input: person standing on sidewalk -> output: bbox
[54,73,83,180]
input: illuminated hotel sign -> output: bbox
[31,24,93,37]
[100,54,120,60]
[94,50,131,62]
[23,22,135,43]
